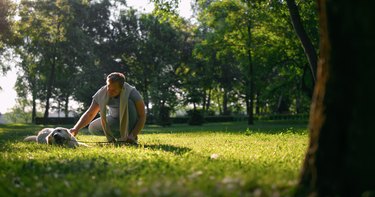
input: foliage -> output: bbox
[187,109,205,125]
[192,0,318,116]
[0,121,308,196]
[1,0,318,121]
[3,98,34,123]
[0,0,14,76]
[156,105,172,126]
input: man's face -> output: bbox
[106,80,122,98]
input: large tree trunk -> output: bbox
[286,0,317,84]
[296,0,375,196]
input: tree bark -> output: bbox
[246,10,254,125]
[43,54,56,122]
[296,0,375,196]
[206,88,211,113]
[64,95,69,118]
[286,0,317,83]
[222,88,229,115]
[32,95,36,123]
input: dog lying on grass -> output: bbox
[24,127,88,148]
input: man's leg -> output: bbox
[128,99,138,134]
[127,99,139,144]
[88,117,104,135]
[88,116,119,136]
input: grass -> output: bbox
[0,121,308,197]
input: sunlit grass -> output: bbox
[0,121,308,196]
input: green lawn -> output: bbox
[0,121,308,197]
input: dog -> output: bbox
[24,127,88,148]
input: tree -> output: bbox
[194,0,249,117]
[285,0,317,84]
[14,0,72,121]
[5,97,33,123]
[14,52,42,123]
[14,0,110,118]
[0,0,13,76]
[69,0,113,109]
[140,14,184,122]
[296,0,375,196]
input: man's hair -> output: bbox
[106,72,125,87]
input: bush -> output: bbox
[205,115,234,122]
[255,114,309,121]
[34,117,78,125]
[171,116,189,124]
[156,106,172,127]
[187,109,204,125]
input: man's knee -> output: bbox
[88,122,103,135]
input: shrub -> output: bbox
[187,109,204,125]
[157,106,172,127]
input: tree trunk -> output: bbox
[246,9,254,125]
[276,95,290,114]
[32,95,36,124]
[202,89,207,112]
[301,63,314,98]
[222,88,229,115]
[64,95,69,118]
[43,55,56,122]
[217,93,222,115]
[286,0,317,83]
[296,0,375,196]
[57,100,61,118]
[206,88,211,113]
[255,91,260,115]
[295,92,301,114]
[143,76,150,116]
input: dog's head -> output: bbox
[46,127,78,147]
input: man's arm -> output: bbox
[129,100,146,138]
[70,100,100,136]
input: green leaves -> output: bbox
[2,0,318,121]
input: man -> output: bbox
[70,72,146,144]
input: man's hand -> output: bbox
[127,133,137,141]
[118,134,138,145]
[70,128,79,136]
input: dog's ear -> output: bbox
[45,131,54,145]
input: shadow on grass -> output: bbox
[141,144,191,155]
[95,142,192,155]
[143,120,308,135]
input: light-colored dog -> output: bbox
[24,127,88,148]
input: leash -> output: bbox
[79,141,112,144]
[75,139,138,146]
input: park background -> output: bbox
[0,0,315,196]
[0,0,316,125]
[2,0,375,196]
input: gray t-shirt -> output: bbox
[93,88,143,118]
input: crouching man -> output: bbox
[70,72,146,144]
